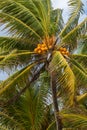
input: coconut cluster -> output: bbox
[34,36,55,54]
[34,36,69,56]
[59,47,69,56]
[34,43,52,54]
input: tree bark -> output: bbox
[50,72,62,130]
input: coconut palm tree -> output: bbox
[0,0,87,130]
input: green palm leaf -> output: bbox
[0,0,44,37]
[0,111,24,130]
[32,72,50,129]
[0,12,41,39]
[0,50,35,70]
[49,51,75,106]
[61,113,87,129]
[0,72,50,130]
[0,62,37,95]
[0,125,9,130]
[76,93,87,104]
[51,9,64,34]
[78,35,87,54]
[0,0,87,129]
[46,121,56,130]
[0,51,34,58]
[60,0,84,37]
[0,36,36,50]
[72,54,87,70]
[70,58,87,88]
[0,0,54,38]
[61,18,87,48]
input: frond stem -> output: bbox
[50,71,62,130]
[6,63,45,105]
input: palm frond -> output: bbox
[46,121,56,130]
[0,111,24,130]
[14,0,44,32]
[81,44,87,54]
[61,113,87,129]
[60,18,87,49]
[0,62,37,96]
[0,72,50,130]
[0,12,41,39]
[31,0,52,37]
[33,72,50,129]
[49,51,75,106]
[0,125,9,130]
[60,0,84,37]
[0,0,54,38]
[0,36,36,51]
[0,49,21,69]
[70,57,86,73]
[70,58,87,88]
[51,9,64,34]
[0,51,34,58]
[78,35,87,54]
[76,93,87,104]
[72,54,87,70]
[0,50,35,70]
[0,0,45,38]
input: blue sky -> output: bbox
[0,0,87,80]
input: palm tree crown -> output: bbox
[0,0,87,130]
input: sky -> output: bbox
[52,0,68,9]
[51,0,87,22]
[0,0,87,80]
[52,0,69,22]
[52,0,87,11]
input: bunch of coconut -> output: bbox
[59,47,69,56]
[34,36,55,54]
[34,36,69,56]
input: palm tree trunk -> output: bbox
[50,72,62,130]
